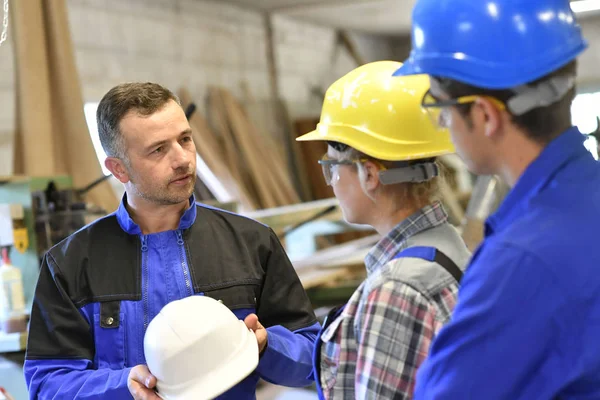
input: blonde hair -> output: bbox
[336,144,443,210]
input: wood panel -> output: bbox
[294,118,334,200]
[179,88,258,211]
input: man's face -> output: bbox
[118,100,197,206]
[429,79,495,175]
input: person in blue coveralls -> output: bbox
[393,0,600,399]
[23,82,320,400]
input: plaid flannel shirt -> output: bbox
[319,201,467,399]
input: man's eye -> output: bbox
[153,147,163,154]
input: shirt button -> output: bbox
[106,317,114,326]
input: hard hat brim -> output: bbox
[392,60,421,77]
[297,124,454,161]
[395,45,589,89]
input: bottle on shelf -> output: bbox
[0,247,27,334]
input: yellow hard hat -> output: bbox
[297,61,455,161]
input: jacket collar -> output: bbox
[115,193,197,235]
[486,126,587,236]
[364,201,448,274]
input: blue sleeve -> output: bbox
[254,228,321,387]
[414,243,571,400]
[24,255,132,399]
[24,359,131,400]
[256,322,320,387]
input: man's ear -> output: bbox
[359,160,382,192]
[474,97,504,138]
[105,157,130,183]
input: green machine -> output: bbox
[0,175,108,310]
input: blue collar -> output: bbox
[486,127,587,235]
[115,194,197,235]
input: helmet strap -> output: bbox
[378,162,439,185]
[507,75,575,116]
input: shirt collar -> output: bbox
[486,126,588,236]
[364,201,449,275]
[115,194,197,235]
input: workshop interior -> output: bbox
[1,1,600,399]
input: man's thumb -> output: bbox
[245,313,259,329]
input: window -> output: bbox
[83,102,112,176]
[572,91,599,160]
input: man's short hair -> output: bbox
[97,82,180,159]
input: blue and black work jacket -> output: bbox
[24,195,319,399]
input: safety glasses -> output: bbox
[318,154,387,186]
[421,89,506,129]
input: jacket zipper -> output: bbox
[141,235,149,332]
[176,230,192,296]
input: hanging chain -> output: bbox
[0,0,8,46]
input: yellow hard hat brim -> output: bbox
[297,123,455,161]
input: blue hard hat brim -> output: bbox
[392,59,421,77]
[393,40,588,89]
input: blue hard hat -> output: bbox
[393,0,588,89]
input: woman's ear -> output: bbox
[358,160,382,193]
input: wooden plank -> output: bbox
[263,15,311,202]
[239,82,302,205]
[292,234,379,271]
[178,88,258,211]
[293,234,379,289]
[223,89,300,205]
[208,88,265,208]
[13,0,56,175]
[242,197,341,233]
[217,89,280,208]
[262,157,294,206]
[41,0,119,212]
[206,88,246,187]
[294,118,334,200]
[338,31,367,66]
[296,265,360,290]
[224,97,292,206]
[179,88,224,162]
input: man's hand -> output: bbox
[128,365,161,400]
[244,313,268,354]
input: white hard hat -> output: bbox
[144,295,259,400]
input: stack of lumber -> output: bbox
[291,234,379,289]
[293,118,334,201]
[179,87,301,211]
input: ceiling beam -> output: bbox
[271,0,383,14]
